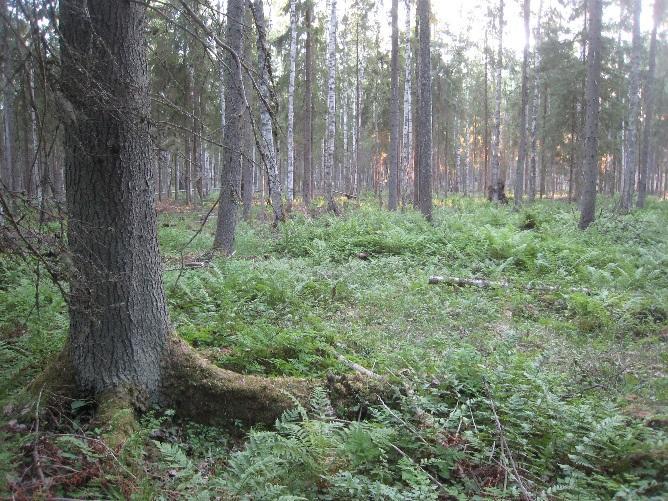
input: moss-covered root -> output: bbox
[160,337,392,427]
[95,391,139,449]
[160,336,316,426]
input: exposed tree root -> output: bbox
[30,336,391,441]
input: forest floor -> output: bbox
[1,196,667,499]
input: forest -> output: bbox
[0,0,667,499]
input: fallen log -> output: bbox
[428,275,591,294]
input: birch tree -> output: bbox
[286,0,297,208]
[324,0,339,213]
[251,0,284,223]
[579,0,603,229]
[400,0,413,205]
[620,0,641,212]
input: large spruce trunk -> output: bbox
[60,0,170,400]
[417,0,432,220]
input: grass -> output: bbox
[1,195,666,499]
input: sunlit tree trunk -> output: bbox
[621,0,641,212]
[578,0,602,229]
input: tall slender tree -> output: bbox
[286,0,297,208]
[388,0,400,210]
[417,0,432,220]
[251,0,284,223]
[528,0,543,202]
[621,0,642,212]
[514,0,530,208]
[303,0,313,206]
[489,0,504,201]
[214,0,245,253]
[400,0,413,205]
[324,0,338,213]
[638,0,663,208]
[579,0,603,229]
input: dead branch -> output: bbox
[428,275,591,294]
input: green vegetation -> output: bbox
[1,197,667,499]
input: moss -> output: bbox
[96,391,138,449]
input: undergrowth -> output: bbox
[1,196,666,499]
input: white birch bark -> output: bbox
[252,0,284,222]
[400,0,413,204]
[286,0,297,206]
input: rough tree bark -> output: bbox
[489,0,505,202]
[620,0,641,212]
[251,0,284,224]
[388,0,400,210]
[60,0,171,400]
[638,0,662,208]
[514,0,530,208]
[324,0,339,213]
[286,0,297,208]
[578,0,602,229]
[303,1,313,206]
[213,0,245,253]
[417,0,432,220]
[46,0,387,439]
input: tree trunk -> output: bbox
[417,0,432,220]
[483,29,489,198]
[286,0,297,208]
[514,0,530,208]
[400,0,413,206]
[578,0,602,229]
[528,0,540,202]
[303,1,313,206]
[60,0,170,400]
[251,0,284,224]
[638,0,661,208]
[489,0,505,202]
[324,0,338,213]
[213,0,245,253]
[620,0,641,212]
[388,0,400,210]
[241,22,253,222]
[1,0,15,206]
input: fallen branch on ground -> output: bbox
[428,275,591,294]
